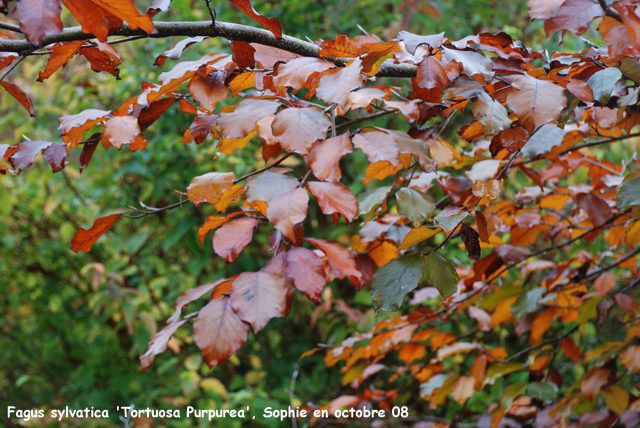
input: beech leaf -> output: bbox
[396,187,435,227]
[307,182,358,223]
[520,124,566,159]
[230,272,288,332]
[13,0,62,46]
[187,172,236,207]
[305,133,352,182]
[245,171,299,204]
[271,107,331,155]
[426,252,459,299]
[305,238,362,286]
[507,74,567,133]
[357,186,393,217]
[370,255,425,312]
[284,247,327,302]
[213,218,260,263]
[70,214,123,253]
[227,0,283,40]
[587,67,622,105]
[266,188,309,241]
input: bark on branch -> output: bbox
[0,20,418,78]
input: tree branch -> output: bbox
[0,21,22,33]
[0,21,419,77]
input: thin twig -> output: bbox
[495,149,521,180]
[435,110,457,139]
[233,153,293,184]
[288,365,299,428]
[505,325,578,363]
[0,21,22,33]
[598,0,622,22]
[0,54,25,81]
[329,102,337,138]
[125,200,187,219]
[204,0,216,25]
[335,110,395,130]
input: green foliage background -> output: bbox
[0,0,606,426]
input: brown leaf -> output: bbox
[230,272,288,332]
[251,43,298,68]
[491,126,530,154]
[140,319,187,371]
[70,213,122,253]
[577,193,611,227]
[266,188,309,241]
[42,143,67,172]
[217,98,280,140]
[228,0,282,39]
[476,211,490,244]
[59,109,110,148]
[0,81,35,116]
[561,337,582,362]
[316,57,363,107]
[271,107,331,155]
[183,114,218,144]
[285,247,327,302]
[305,133,352,182]
[79,42,121,78]
[615,293,638,317]
[79,138,99,173]
[213,217,260,262]
[461,224,481,260]
[544,0,604,37]
[416,55,449,90]
[593,272,615,294]
[305,237,362,287]
[507,74,567,133]
[194,297,249,367]
[320,35,363,57]
[101,116,140,150]
[9,140,52,168]
[13,0,62,45]
[307,182,358,224]
[229,40,256,69]
[186,172,235,206]
[154,36,208,66]
[188,71,227,113]
[60,0,122,42]
[620,345,640,373]
[580,368,610,400]
[137,98,176,132]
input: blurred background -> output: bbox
[0,0,604,426]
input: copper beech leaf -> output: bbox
[147,0,172,17]
[140,319,187,371]
[370,255,425,312]
[271,107,331,155]
[188,71,227,113]
[266,188,309,241]
[9,140,52,168]
[0,81,35,116]
[520,124,566,159]
[544,0,604,37]
[305,133,352,182]
[426,252,459,299]
[13,0,63,46]
[305,237,362,286]
[618,176,640,210]
[396,188,435,227]
[357,186,393,218]
[316,57,363,107]
[187,172,235,207]
[353,130,400,167]
[194,297,249,368]
[155,36,208,66]
[284,247,327,302]
[70,213,123,253]
[230,272,288,332]
[167,278,232,324]
[227,0,282,40]
[320,35,362,57]
[245,171,299,204]
[271,57,334,93]
[398,226,442,250]
[213,217,260,263]
[217,98,280,140]
[507,74,567,133]
[587,67,622,105]
[306,182,358,224]
[620,346,640,373]
[461,224,481,260]
[416,55,449,90]
[42,143,67,172]
[102,116,140,150]
[472,92,511,137]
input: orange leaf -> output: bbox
[307,181,358,224]
[266,188,309,241]
[186,172,235,206]
[451,376,476,406]
[70,213,122,253]
[319,35,362,58]
[398,343,425,364]
[367,240,399,267]
[305,133,353,182]
[561,337,582,362]
[227,0,282,39]
[0,81,35,117]
[398,226,441,250]
[620,345,640,373]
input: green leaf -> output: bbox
[619,58,640,84]
[480,285,523,311]
[618,175,640,211]
[426,252,459,299]
[370,255,425,312]
[510,287,546,319]
[587,67,622,105]
[435,211,469,232]
[396,187,435,227]
[520,124,565,159]
[420,373,454,397]
[527,382,558,404]
[577,296,605,324]
[357,186,393,217]
[500,382,527,409]
[482,362,526,387]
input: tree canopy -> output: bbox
[2,0,640,427]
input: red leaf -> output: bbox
[576,193,611,227]
[213,217,260,262]
[307,181,358,224]
[305,237,362,287]
[0,81,35,116]
[167,278,233,324]
[79,42,121,78]
[137,98,176,132]
[183,114,218,144]
[230,272,288,332]
[266,188,309,241]
[194,297,249,367]
[417,55,449,90]
[79,138,99,173]
[315,57,363,108]
[13,0,62,45]
[140,319,187,371]
[188,71,227,113]
[70,213,122,253]
[9,140,52,168]
[271,107,331,155]
[284,247,326,302]
[461,224,481,261]
[615,293,638,317]
[227,0,282,39]
[561,337,582,362]
[305,133,353,182]
[506,74,567,133]
[544,0,604,37]
[42,143,67,172]
[230,40,256,69]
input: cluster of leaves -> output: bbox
[2,0,640,426]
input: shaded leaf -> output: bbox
[230,272,288,332]
[42,143,67,172]
[194,297,249,368]
[511,288,545,319]
[370,255,425,312]
[285,247,327,302]
[581,368,611,400]
[587,67,622,105]
[461,224,481,260]
[520,124,566,159]
[140,320,187,371]
[70,213,122,253]
[266,188,309,241]
[213,218,260,263]
[620,346,640,373]
[396,187,435,227]
[417,55,449,90]
[357,185,392,217]
[167,278,232,324]
[618,175,640,211]
[305,237,362,286]
[426,252,459,299]
[13,0,62,45]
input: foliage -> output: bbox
[2,0,640,427]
